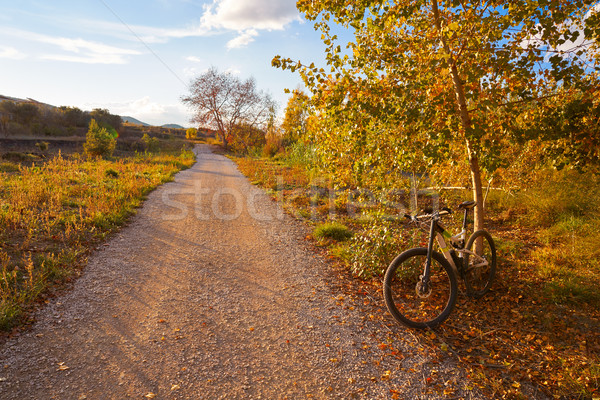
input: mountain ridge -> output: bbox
[0,94,186,129]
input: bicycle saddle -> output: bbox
[458,200,476,209]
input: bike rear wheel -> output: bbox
[464,230,496,298]
[383,248,458,329]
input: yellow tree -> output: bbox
[185,127,198,139]
[281,89,310,144]
[274,0,600,230]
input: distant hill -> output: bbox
[162,123,185,129]
[122,116,150,126]
[122,117,185,129]
[0,94,56,110]
[1,94,186,128]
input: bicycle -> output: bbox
[383,200,497,329]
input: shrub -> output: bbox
[84,119,116,158]
[185,128,198,139]
[262,139,281,158]
[285,141,317,168]
[314,222,353,241]
[105,168,119,178]
[141,133,160,153]
[35,142,49,152]
[346,219,414,279]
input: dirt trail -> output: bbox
[0,145,469,399]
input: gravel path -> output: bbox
[0,145,472,399]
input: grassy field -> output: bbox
[235,154,600,399]
[0,146,195,331]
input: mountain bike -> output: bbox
[383,200,496,329]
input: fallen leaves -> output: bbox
[57,362,69,371]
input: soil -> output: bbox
[0,145,475,399]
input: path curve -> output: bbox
[0,145,467,399]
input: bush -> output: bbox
[346,218,415,279]
[84,119,116,158]
[186,128,198,139]
[141,133,160,153]
[262,139,281,158]
[314,222,353,241]
[285,141,317,168]
[35,142,49,152]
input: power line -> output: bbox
[98,0,189,88]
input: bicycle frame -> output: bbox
[424,207,488,279]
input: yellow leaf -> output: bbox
[57,362,69,371]
[171,384,180,390]
[144,393,156,398]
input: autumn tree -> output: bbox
[281,89,310,145]
[228,123,267,154]
[181,67,276,151]
[274,0,600,230]
[185,127,198,139]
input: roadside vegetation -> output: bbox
[0,114,196,332]
[234,146,600,399]
[199,5,600,392]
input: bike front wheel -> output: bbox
[383,248,458,329]
[464,230,496,298]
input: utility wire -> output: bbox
[98,0,189,88]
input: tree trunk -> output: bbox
[450,67,485,232]
[432,0,485,231]
[465,139,485,232]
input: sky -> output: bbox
[0,0,331,127]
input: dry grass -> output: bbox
[0,149,195,330]
[234,154,600,399]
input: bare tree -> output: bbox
[181,67,276,151]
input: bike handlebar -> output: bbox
[404,207,452,221]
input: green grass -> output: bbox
[0,148,195,330]
[313,222,353,241]
[485,168,600,307]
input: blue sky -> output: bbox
[0,0,330,127]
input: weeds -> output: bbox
[313,222,353,242]
[0,149,195,330]
[235,154,600,399]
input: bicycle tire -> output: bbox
[464,230,496,298]
[383,248,458,329]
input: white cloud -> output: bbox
[521,5,599,58]
[201,0,299,31]
[0,45,26,60]
[1,28,141,64]
[41,53,130,64]
[226,29,258,49]
[186,56,203,63]
[225,67,241,75]
[4,0,300,58]
[94,97,190,126]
